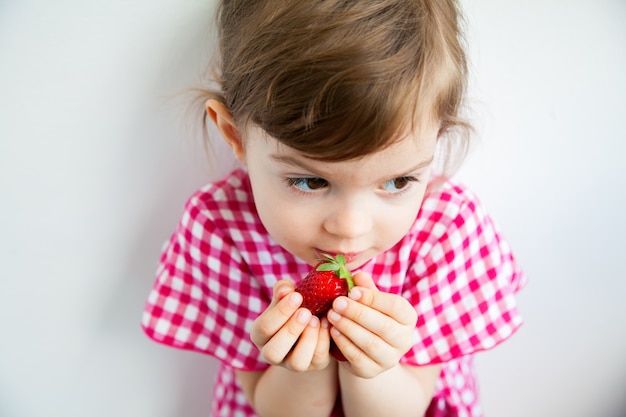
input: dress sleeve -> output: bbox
[141,191,269,371]
[401,187,527,366]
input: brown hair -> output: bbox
[201,0,471,174]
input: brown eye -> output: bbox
[381,176,417,193]
[306,178,328,190]
[287,177,329,192]
[393,177,410,189]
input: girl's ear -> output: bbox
[205,99,245,162]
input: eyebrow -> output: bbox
[270,154,324,174]
[269,153,435,179]
[400,156,435,173]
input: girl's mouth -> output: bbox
[315,249,363,264]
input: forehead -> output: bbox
[245,122,438,178]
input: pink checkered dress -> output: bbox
[142,168,526,417]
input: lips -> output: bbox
[315,249,363,264]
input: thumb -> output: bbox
[272,279,295,303]
[352,271,378,292]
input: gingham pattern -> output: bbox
[142,168,526,417]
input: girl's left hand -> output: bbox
[326,271,418,379]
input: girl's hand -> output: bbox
[250,280,332,372]
[327,272,418,379]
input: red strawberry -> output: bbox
[295,254,354,317]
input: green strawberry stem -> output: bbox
[316,254,355,291]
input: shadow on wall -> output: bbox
[91,5,236,414]
[610,371,626,417]
[95,105,234,415]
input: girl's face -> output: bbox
[242,123,438,270]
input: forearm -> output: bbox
[252,362,338,417]
[338,362,440,417]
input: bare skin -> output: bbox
[237,272,441,417]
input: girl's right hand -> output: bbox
[250,280,332,372]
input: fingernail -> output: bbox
[328,310,341,322]
[277,286,290,297]
[334,297,348,311]
[321,318,329,329]
[297,309,311,324]
[348,288,361,300]
[309,316,320,328]
[288,292,302,307]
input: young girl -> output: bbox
[142,1,526,416]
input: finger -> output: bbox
[348,287,417,327]
[350,272,413,326]
[285,316,321,372]
[328,308,394,367]
[310,318,332,369]
[333,294,398,341]
[330,294,416,362]
[250,290,303,347]
[351,271,379,291]
[260,307,312,365]
[273,279,296,302]
[329,327,382,378]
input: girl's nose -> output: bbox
[322,197,373,239]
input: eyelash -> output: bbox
[285,177,329,194]
[382,176,420,195]
[285,176,419,196]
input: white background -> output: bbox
[1,1,625,416]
